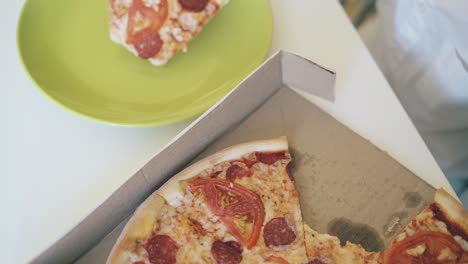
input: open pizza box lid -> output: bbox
[32,51,436,264]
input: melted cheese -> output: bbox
[143,0,160,7]
[437,247,458,261]
[405,244,426,257]
[171,27,183,42]
[454,236,468,251]
[178,13,198,32]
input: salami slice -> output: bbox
[178,0,209,12]
[134,33,163,59]
[263,217,297,248]
[255,152,287,165]
[211,240,243,264]
[145,235,178,264]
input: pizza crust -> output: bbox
[107,192,166,264]
[157,137,288,206]
[433,188,468,238]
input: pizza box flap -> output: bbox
[31,51,434,264]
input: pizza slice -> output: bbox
[381,189,468,263]
[303,189,468,264]
[107,137,309,263]
[109,0,227,66]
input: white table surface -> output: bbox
[2,0,454,263]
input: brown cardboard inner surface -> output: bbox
[74,86,435,263]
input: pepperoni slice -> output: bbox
[145,234,178,264]
[263,217,297,247]
[226,164,250,182]
[255,152,287,165]
[382,231,466,264]
[133,31,163,59]
[211,240,243,264]
[126,0,167,58]
[178,0,209,12]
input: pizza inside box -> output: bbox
[33,51,435,263]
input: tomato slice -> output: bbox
[383,231,467,264]
[125,0,167,57]
[189,178,265,249]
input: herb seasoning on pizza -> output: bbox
[109,0,228,66]
[107,137,309,263]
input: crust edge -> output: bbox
[106,192,166,264]
[157,137,289,206]
[432,188,468,241]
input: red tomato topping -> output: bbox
[382,231,466,264]
[189,178,265,249]
[126,0,168,58]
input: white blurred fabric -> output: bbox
[365,0,468,182]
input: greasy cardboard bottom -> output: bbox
[75,87,434,263]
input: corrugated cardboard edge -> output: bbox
[281,51,336,101]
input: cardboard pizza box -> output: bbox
[31,51,435,263]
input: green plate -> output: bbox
[17,0,272,126]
